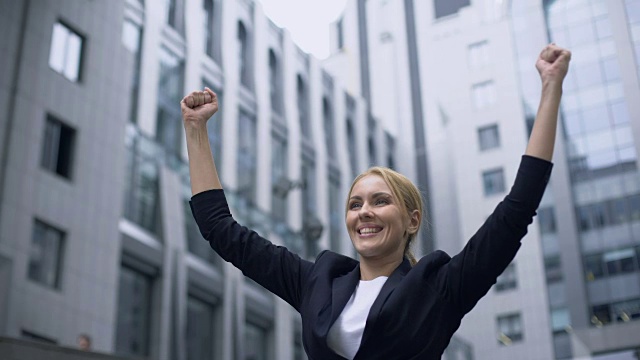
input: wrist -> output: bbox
[541,79,563,93]
[183,121,208,136]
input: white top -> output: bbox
[326,276,389,360]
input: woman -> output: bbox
[182,44,571,359]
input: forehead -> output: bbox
[350,174,392,196]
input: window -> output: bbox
[156,46,184,155]
[302,157,321,258]
[122,19,143,124]
[123,134,160,234]
[245,322,268,360]
[584,254,604,281]
[41,115,76,179]
[237,111,257,200]
[323,98,336,157]
[115,263,153,357]
[186,296,215,360]
[368,117,377,166]
[386,133,396,170]
[545,256,563,283]
[166,0,184,34]
[468,41,489,69]
[472,81,496,109]
[203,0,215,58]
[591,298,640,326]
[158,46,184,102]
[482,168,505,196]
[434,0,471,19]
[238,22,251,88]
[346,119,358,173]
[538,207,557,234]
[337,18,345,49]
[28,220,65,289]
[203,83,223,165]
[550,307,571,333]
[328,176,342,252]
[269,50,282,114]
[495,263,517,291]
[604,248,636,276]
[271,135,288,222]
[496,313,523,345]
[297,75,310,138]
[477,124,500,151]
[48,22,83,82]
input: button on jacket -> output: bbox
[190,155,553,360]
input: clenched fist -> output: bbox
[536,43,571,85]
[181,87,219,128]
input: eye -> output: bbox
[349,202,362,210]
[375,198,389,206]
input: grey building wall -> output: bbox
[0,0,399,359]
[0,0,130,352]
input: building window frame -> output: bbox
[28,219,65,290]
[48,21,84,82]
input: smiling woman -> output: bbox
[183,44,571,359]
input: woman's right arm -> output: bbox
[181,89,314,311]
[181,88,221,195]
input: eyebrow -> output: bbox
[349,192,393,200]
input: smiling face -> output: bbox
[346,174,418,262]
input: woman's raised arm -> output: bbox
[181,87,222,195]
[525,44,572,161]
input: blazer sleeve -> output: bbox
[435,155,553,314]
[190,189,314,312]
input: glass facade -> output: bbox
[513,0,640,358]
[543,0,640,331]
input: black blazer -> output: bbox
[190,155,553,360]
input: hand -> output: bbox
[536,43,571,86]
[181,87,219,128]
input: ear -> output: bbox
[407,209,420,235]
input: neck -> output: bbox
[359,256,403,281]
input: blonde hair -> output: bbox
[346,167,424,266]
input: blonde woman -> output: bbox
[182,44,571,359]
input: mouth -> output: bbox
[357,226,383,236]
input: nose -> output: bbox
[358,202,374,219]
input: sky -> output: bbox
[258,0,348,59]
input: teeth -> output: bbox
[360,228,381,234]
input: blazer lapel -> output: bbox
[359,258,411,346]
[326,264,361,335]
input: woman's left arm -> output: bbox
[432,44,570,314]
[525,44,572,161]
